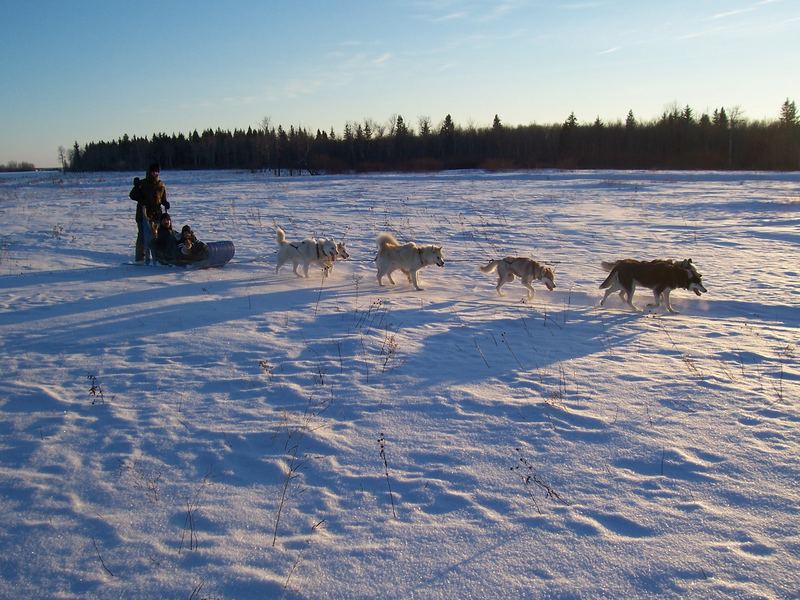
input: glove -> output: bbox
[163,200,171,210]
[133,177,140,186]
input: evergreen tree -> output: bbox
[492,114,502,131]
[70,141,82,170]
[418,116,431,137]
[779,98,797,127]
[395,115,408,137]
[440,114,454,136]
[625,110,636,129]
[713,107,728,128]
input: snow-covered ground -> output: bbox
[0,169,798,599]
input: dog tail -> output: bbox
[276,227,286,245]
[480,260,499,274]
[601,260,619,272]
[599,269,617,289]
[377,232,399,251]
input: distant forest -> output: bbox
[0,161,36,172]
[66,100,799,173]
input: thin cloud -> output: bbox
[431,11,468,22]
[278,49,393,100]
[372,53,393,65]
[415,0,524,24]
[480,1,525,21]
[598,46,620,55]
[490,3,516,18]
[710,0,784,20]
[558,2,606,10]
[711,7,755,19]
[284,78,324,99]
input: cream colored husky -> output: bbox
[376,232,444,291]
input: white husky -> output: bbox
[275,227,338,278]
[321,241,350,278]
[376,232,444,290]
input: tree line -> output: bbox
[66,100,799,173]
[0,161,37,172]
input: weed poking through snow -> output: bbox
[87,373,106,405]
[282,518,326,595]
[259,359,275,382]
[378,433,398,519]
[511,447,567,514]
[179,467,211,554]
[92,537,115,578]
[272,441,305,547]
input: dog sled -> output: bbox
[126,240,235,269]
[168,240,235,269]
[183,240,235,269]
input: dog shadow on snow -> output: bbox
[265,286,645,389]
[401,306,639,388]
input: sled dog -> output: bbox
[320,241,350,278]
[275,227,338,278]
[599,258,707,312]
[376,232,444,291]
[480,257,556,300]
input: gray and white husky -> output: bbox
[376,232,444,291]
[599,258,707,313]
[480,257,556,300]
[275,227,338,278]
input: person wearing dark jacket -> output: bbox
[177,225,209,263]
[154,213,180,264]
[130,162,169,262]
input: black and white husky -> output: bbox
[376,232,444,290]
[275,227,338,278]
[599,258,707,313]
[480,257,556,300]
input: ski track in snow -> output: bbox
[0,170,798,598]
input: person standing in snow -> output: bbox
[129,162,170,263]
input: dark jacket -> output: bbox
[154,225,180,263]
[130,174,168,221]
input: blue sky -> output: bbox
[1,0,798,167]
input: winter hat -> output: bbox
[160,212,171,223]
[181,225,193,235]
[148,161,161,173]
